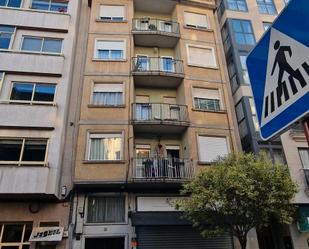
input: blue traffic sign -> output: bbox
[247,0,309,140]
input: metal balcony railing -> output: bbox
[132,57,184,75]
[132,103,189,123]
[132,18,180,34]
[132,157,193,180]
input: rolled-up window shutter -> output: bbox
[100,5,124,18]
[93,83,123,93]
[198,136,229,162]
[184,12,208,28]
[188,46,216,67]
[96,41,124,50]
[192,88,220,99]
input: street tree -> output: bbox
[176,152,298,249]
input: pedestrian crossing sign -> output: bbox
[247,0,309,140]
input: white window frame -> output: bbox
[183,11,209,30]
[0,223,32,248]
[99,4,125,21]
[8,81,57,105]
[0,137,49,166]
[94,39,126,60]
[186,44,218,68]
[90,82,124,107]
[20,36,63,54]
[86,132,124,161]
[191,87,223,111]
[85,194,128,225]
[197,135,230,163]
[30,0,69,13]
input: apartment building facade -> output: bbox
[67,0,260,248]
[0,1,80,249]
[216,0,309,248]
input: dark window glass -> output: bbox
[2,224,23,242]
[0,25,14,49]
[7,0,21,7]
[85,237,125,249]
[31,0,49,10]
[10,83,34,101]
[22,140,47,162]
[42,39,62,53]
[0,140,22,161]
[227,0,248,11]
[50,0,68,12]
[0,0,6,5]
[23,224,32,242]
[21,37,42,52]
[33,84,56,102]
[22,246,30,249]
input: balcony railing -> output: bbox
[132,57,184,75]
[132,103,189,123]
[132,157,193,180]
[132,18,180,34]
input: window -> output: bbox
[92,83,123,106]
[99,5,124,21]
[85,237,125,249]
[31,0,68,13]
[21,36,63,53]
[299,148,309,169]
[0,223,32,249]
[260,145,285,164]
[231,19,255,45]
[192,87,221,111]
[221,23,231,53]
[235,101,248,139]
[161,57,175,72]
[0,25,15,49]
[197,136,229,163]
[94,40,125,60]
[0,138,48,165]
[184,12,209,29]
[187,45,217,68]
[0,0,21,7]
[10,82,56,104]
[227,0,248,11]
[240,55,250,84]
[0,72,4,91]
[88,133,122,161]
[263,22,272,31]
[87,196,125,223]
[256,0,277,15]
[226,55,239,92]
[249,97,259,131]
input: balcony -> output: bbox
[132,103,189,134]
[132,157,193,182]
[132,57,184,87]
[132,18,180,47]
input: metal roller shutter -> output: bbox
[137,226,233,249]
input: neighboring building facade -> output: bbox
[0,1,80,249]
[68,0,257,249]
[216,0,309,248]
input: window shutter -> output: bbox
[192,88,220,99]
[100,5,124,18]
[163,96,176,104]
[93,83,123,93]
[198,136,229,162]
[96,41,124,50]
[184,12,208,28]
[135,95,150,103]
[188,46,216,67]
[90,133,122,139]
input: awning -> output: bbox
[29,227,64,242]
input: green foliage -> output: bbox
[176,152,298,249]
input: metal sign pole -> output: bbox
[303,119,309,147]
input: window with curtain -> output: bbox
[256,0,277,15]
[227,0,248,11]
[299,148,309,169]
[100,5,124,21]
[184,12,209,29]
[197,136,229,163]
[187,45,217,67]
[231,19,255,45]
[192,87,221,111]
[87,196,125,223]
[95,40,125,60]
[88,133,122,161]
[92,83,123,106]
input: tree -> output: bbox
[176,153,298,249]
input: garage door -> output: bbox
[137,226,233,249]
